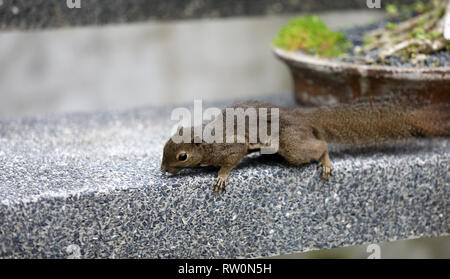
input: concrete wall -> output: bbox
[0,10,384,118]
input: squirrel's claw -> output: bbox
[321,166,332,180]
[213,177,227,194]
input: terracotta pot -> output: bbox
[273,47,450,106]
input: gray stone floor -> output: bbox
[0,94,448,258]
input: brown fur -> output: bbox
[299,101,449,143]
[161,100,449,193]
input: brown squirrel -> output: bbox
[161,100,449,193]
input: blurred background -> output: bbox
[0,0,448,258]
[273,236,450,259]
[0,10,385,118]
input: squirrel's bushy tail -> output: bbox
[309,101,450,144]
[408,103,450,137]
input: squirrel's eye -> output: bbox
[177,152,188,161]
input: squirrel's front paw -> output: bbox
[321,166,332,180]
[213,177,227,194]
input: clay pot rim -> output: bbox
[273,47,450,80]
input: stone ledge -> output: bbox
[0,0,419,30]
[0,95,448,258]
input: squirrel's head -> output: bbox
[160,136,204,175]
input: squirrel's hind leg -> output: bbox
[278,139,333,180]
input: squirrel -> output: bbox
[161,100,449,194]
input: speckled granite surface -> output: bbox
[0,0,411,30]
[0,96,448,258]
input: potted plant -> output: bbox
[273,0,450,106]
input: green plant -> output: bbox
[386,22,398,30]
[386,4,399,17]
[414,1,427,13]
[272,15,351,58]
[364,0,448,63]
